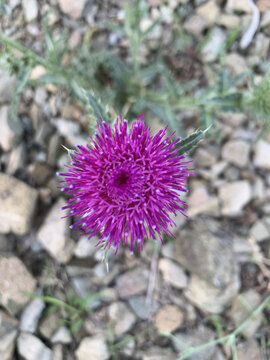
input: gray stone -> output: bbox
[229,290,262,338]
[17,332,52,360]
[175,219,239,289]
[6,143,27,175]
[0,174,38,235]
[201,27,226,62]
[250,33,270,58]
[173,220,240,313]
[253,176,265,201]
[39,312,61,340]
[194,148,216,168]
[34,87,48,106]
[37,198,75,263]
[0,71,16,104]
[0,235,11,252]
[20,298,45,333]
[75,336,109,360]
[222,140,250,168]
[184,274,239,314]
[71,277,101,310]
[187,186,219,217]
[0,310,18,344]
[108,302,136,337]
[22,0,38,22]
[219,112,247,128]
[51,326,72,344]
[261,9,270,27]
[225,53,248,76]
[128,296,159,320]
[254,140,270,169]
[218,181,252,216]
[0,329,17,360]
[0,254,36,315]
[250,220,270,241]
[0,106,23,151]
[116,267,149,299]
[158,258,188,289]
[237,339,263,360]
[52,344,63,360]
[73,236,98,258]
[173,325,216,360]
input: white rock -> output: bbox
[254,140,270,169]
[0,106,23,151]
[226,0,253,13]
[187,186,220,217]
[196,0,220,25]
[0,174,38,235]
[222,140,250,168]
[261,9,270,27]
[225,53,248,76]
[52,344,63,360]
[250,220,270,242]
[0,71,16,104]
[58,0,88,20]
[218,181,252,216]
[6,143,27,175]
[20,298,45,333]
[0,311,18,360]
[74,236,97,258]
[0,330,17,360]
[22,0,38,22]
[37,198,75,263]
[158,258,188,289]
[75,336,109,360]
[51,326,72,344]
[0,255,37,315]
[17,333,52,360]
[201,27,227,62]
[108,302,136,337]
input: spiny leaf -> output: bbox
[176,128,209,156]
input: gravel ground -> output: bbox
[0,1,270,359]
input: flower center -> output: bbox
[112,169,129,188]
[106,163,143,201]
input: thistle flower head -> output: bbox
[59,114,192,254]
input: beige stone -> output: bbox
[155,305,184,332]
[0,255,36,315]
[37,198,75,263]
[0,174,38,235]
[226,0,253,13]
[218,181,252,216]
[58,0,88,20]
[197,0,220,25]
[75,336,109,360]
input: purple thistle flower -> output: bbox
[59,114,193,254]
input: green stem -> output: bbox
[162,295,270,360]
[24,292,79,315]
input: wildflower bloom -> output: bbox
[59,114,192,254]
